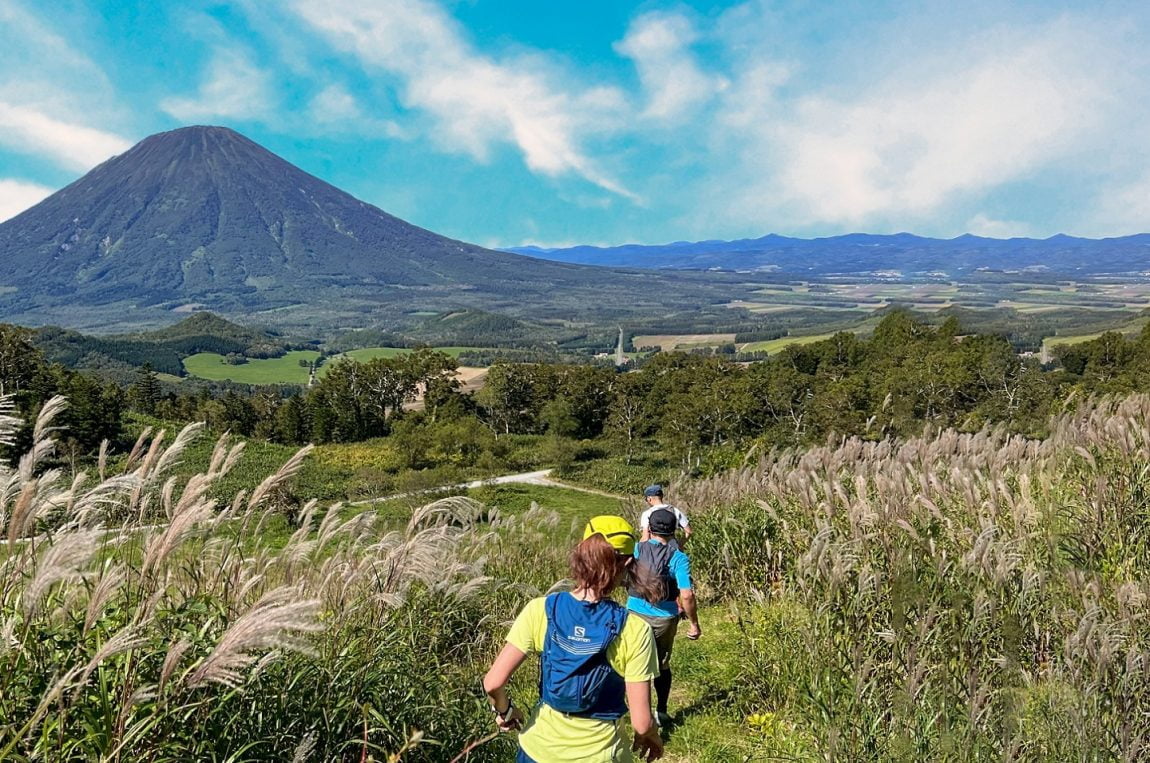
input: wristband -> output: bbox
[491,698,514,722]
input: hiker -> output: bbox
[483,515,666,762]
[638,485,691,546]
[627,508,701,728]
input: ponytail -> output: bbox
[626,560,667,605]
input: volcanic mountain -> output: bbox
[0,126,737,332]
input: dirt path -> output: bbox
[349,469,626,505]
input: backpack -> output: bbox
[628,541,680,604]
[540,592,628,720]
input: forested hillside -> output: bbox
[31,312,292,379]
[7,310,1150,502]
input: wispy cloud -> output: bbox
[0,2,109,87]
[288,0,638,201]
[306,85,406,138]
[0,102,131,171]
[162,48,275,122]
[0,178,53,222]
[768,29,1108,224]
[1084,172,1150,237]
[616,11,724,122]
[0,1,130,173]
[966,214,1032,239]
[673,6,1150,237]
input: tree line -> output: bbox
[5,312,1150,472]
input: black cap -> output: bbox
[649,508,677,535]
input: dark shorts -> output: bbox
[517,748,538,763]
[633,611,680,670]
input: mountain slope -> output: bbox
[0,126,740,332]
[509,232,1150,276]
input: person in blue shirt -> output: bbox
[626,508,701,727]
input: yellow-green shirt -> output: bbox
[507,594,658,763]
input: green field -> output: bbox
[1042,332,1109,350]
[730,279,1150,317]
[1041,321,1146,355]
[335,346,484,363]
[183,346,489,383]
[183,350,320,383]
[740,333,836,353]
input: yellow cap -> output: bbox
[583,515,637,556]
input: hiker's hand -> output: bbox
[495,705,524,732]
[687,622,702,640]
[633,727,664,761]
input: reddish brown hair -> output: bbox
[570,533,627,599]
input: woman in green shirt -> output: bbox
[482,515,665,762]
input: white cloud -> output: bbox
[306,85,406,138]
[0,2,131,173]
[310,85,361,122]
[0,178,53,222]
[0,102,131,171]
[1082,173,1150,236]
[616,12,724,121]
[966,214,1032,239]
[775,42,1101,222]
[0,2,108,85]
[698,11,1140,235]
[288,0,637,200]
[161,48,275,122]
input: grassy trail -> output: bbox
[659,605,765,763]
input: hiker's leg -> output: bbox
[652,617,679,714]
[654,667,673,713]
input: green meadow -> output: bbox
[739,332,837,353]
[182,346,489,383]
[182,349,320,383]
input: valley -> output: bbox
[182,346,491,385]
[3,126,1150,762]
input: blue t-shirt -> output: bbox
[626,540,692,619]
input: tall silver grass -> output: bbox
[0,397,494,759]
[678,394,1150,758]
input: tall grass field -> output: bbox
[3,393,1148,760]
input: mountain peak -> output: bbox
[132,124,266,155]
[0,127,700,332]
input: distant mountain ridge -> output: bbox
[508,232,1150,277]
[0,126,741,332]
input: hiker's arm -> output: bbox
[680,588,701,639]
[626,681,664,760]
[678,511,692,541]
[483,644,527,730]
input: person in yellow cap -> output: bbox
[482,516,666,762]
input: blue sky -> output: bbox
[2,0,1149,246]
